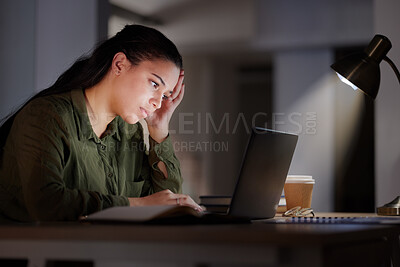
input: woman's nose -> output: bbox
[150,93,163,109]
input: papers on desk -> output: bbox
[269,216,400,224]
[83,205,200,223]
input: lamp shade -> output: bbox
[331,35,392,99]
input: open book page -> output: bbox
[83,205,201,223]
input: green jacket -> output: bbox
[0,89,182,222]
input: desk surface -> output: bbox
[0,215,399,267]
[0,219,397,245]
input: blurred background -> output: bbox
[1,0,399,212]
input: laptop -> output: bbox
[204,127,298,220]
[84,127,298,224]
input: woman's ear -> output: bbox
[112,52,128,76]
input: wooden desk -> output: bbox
[0,219,399,267]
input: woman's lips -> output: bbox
[140,107,149,118]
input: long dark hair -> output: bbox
[0,24,182,150]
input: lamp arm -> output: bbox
[383,56,400,86]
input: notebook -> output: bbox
[84,127,298,224]
[270,216,400,225]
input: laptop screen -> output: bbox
[228,127,298,219]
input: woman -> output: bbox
[0,24,202,222]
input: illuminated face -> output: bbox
[111,59,180,124]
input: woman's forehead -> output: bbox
[136,60,179,85]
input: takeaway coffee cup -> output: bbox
[284,175,315,210]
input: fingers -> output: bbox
[171,83,184,106]
[162,190,203,211]
[169,70,184,100]
[150,189,203,211]
[174,193,204,211]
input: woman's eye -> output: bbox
[162,91,173,100]
[151,81,159,89]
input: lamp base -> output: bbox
[377,196,400,216]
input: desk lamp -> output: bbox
[331,34,400,216]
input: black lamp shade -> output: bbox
[331,35,392,99]
[331,53,381,99]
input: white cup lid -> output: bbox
[285,175,315,184]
